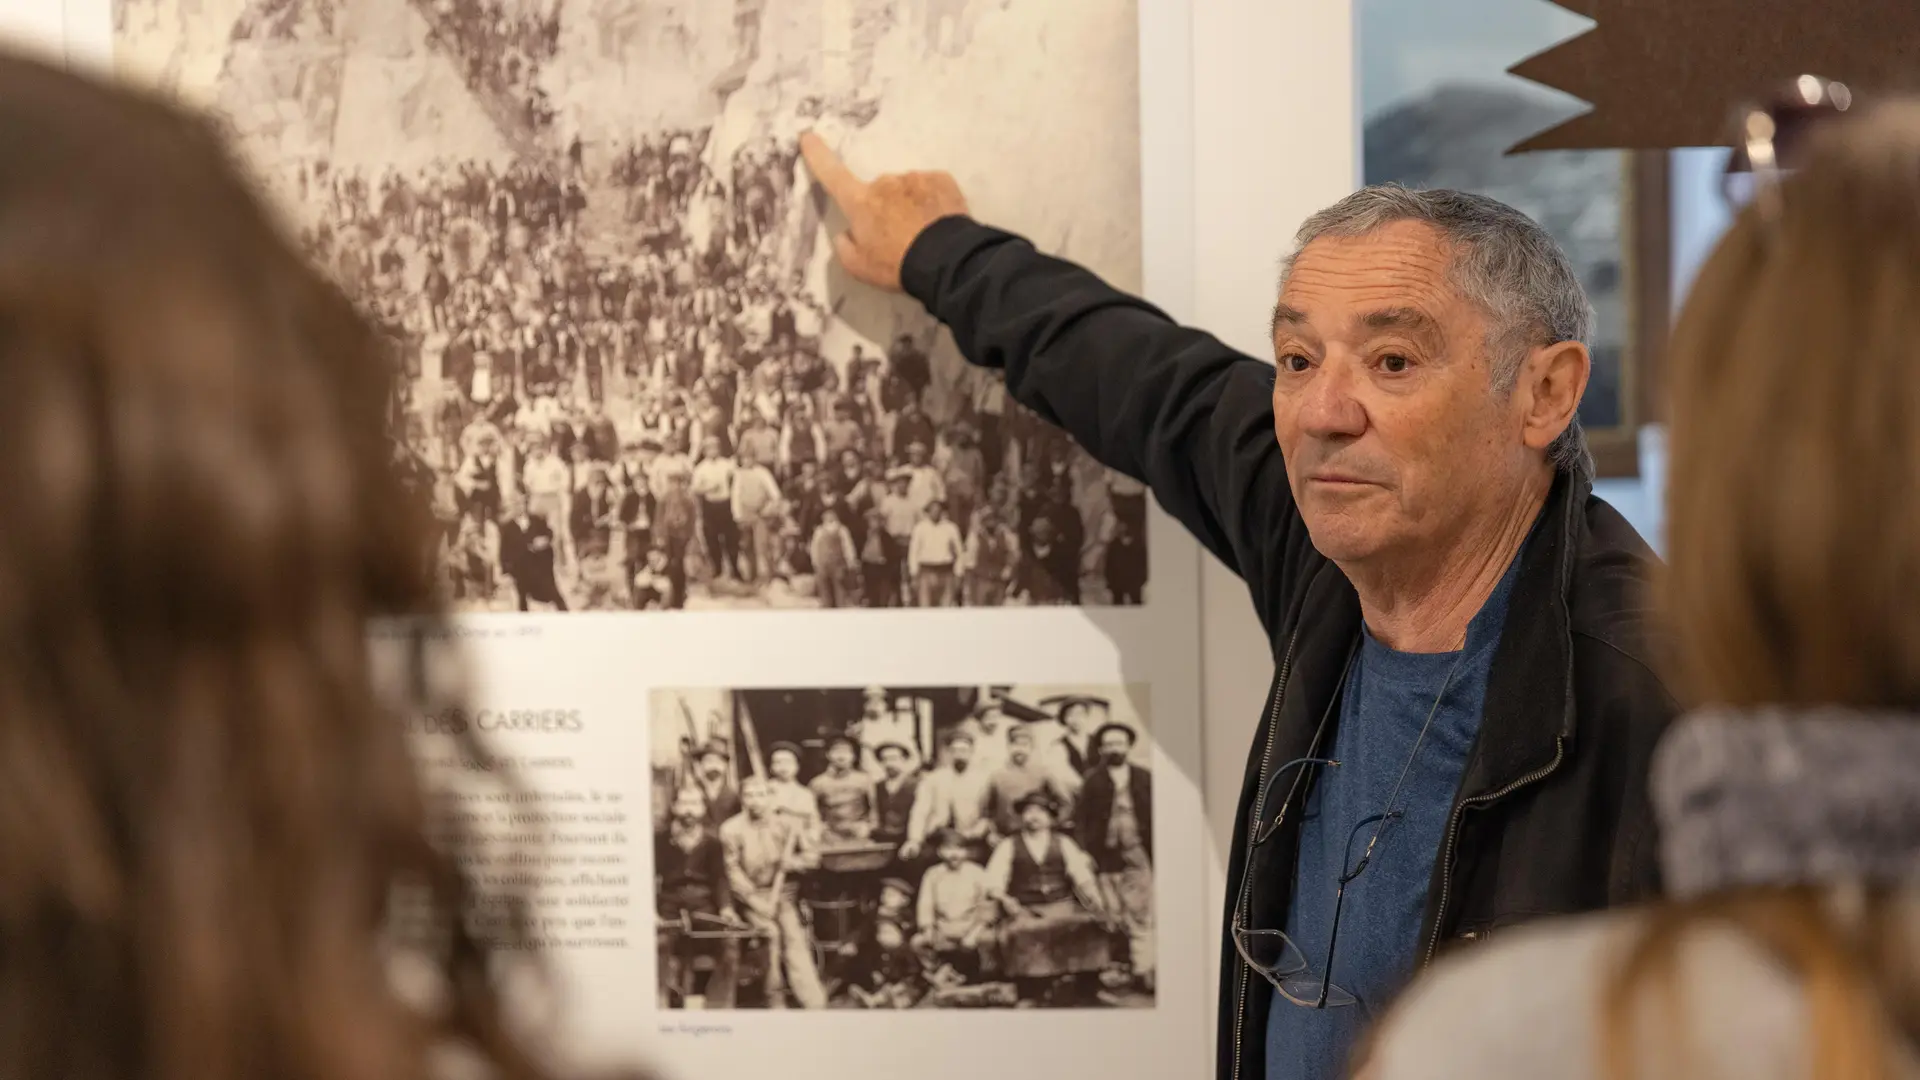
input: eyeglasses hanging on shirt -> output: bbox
[1230,652,1466,1012]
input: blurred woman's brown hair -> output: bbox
[1601,99,1920,1080]
[0,51,604,1080]
[1664,104,1920,717]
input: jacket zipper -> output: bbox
[1231,627,1300,1080]
[1420,489,1583,966]
[1418,735,1565,967]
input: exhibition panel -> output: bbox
[61,1,1217,1078]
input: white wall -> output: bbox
[0,0,67,59]
[1590,429,1666,549]
[1672,147,1737,304]
[1584,145,1735,551]
[1189,0,1358,1020]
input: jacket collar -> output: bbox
[1274,470,1583,806]
[1654,707,1920,899]
[1456,468,1583,799]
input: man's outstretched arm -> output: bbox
[801,133,1305,624]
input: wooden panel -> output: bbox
[1587,149,1672,477]
[1509,0,1920,151]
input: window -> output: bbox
[1358,0,1670,476]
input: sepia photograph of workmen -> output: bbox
[650,682,1154,1010]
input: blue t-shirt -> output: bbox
[1264,554,1521,1080]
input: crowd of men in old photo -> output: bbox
[652,686,1154,1009]
[267,0,1153,611]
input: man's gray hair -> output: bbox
[1285,185,1595,480]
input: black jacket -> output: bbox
[901,217,1678,1080]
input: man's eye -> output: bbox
[1380,354,1411,374]
[1279,353,1311,373]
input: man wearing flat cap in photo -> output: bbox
[692,736,741,829]
[655,783,739,1009]
[900,437,945,512]
[765,741,822,839]
[1041,693,1110,797]
[802,132,1675,1076]
[872,741,922,849]
[913,826,994,982]
[904,728,994,863]
[809,734,878,844]
[729,444,783,587]
[690,432,740,582]
[721,775,826,1009]
[1076,721,1154,995]
[985,723,1074,841]
[908,496,964,607]
[984,789,1112,1007]
[853,685,925,777]
[498,494,567,612]
[879,466,920,545]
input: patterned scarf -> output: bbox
[1653,708,1920,898]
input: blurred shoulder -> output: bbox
[1572,493,1665,659]
[1365,905,1824,1080]
[1571,494,1678,736]
[1363,910,1628,1080]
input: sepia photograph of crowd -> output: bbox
[112,0,1148,612]
[650,684,1154,1009]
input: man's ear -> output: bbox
[1517,340,1591,453]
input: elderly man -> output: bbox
[801,135,1674,1078]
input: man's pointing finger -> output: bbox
[799,131,867,209]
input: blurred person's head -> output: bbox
[877,878,913,914]
[935,828,968,867]
[825,735,857,772]
[0,56,644,1080]
[1096,722,1137,766]
[669,785,707,825]
[1006,722,1032,764]
[740,776,772,818]
[696,741,729,781]
[945,730,975,769]
[1016,792,1056,834]
[1665,102,1920,712]
[1606,99,1920,1080]
[875,741,909,778]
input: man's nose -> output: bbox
[1293,356,1368,439]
